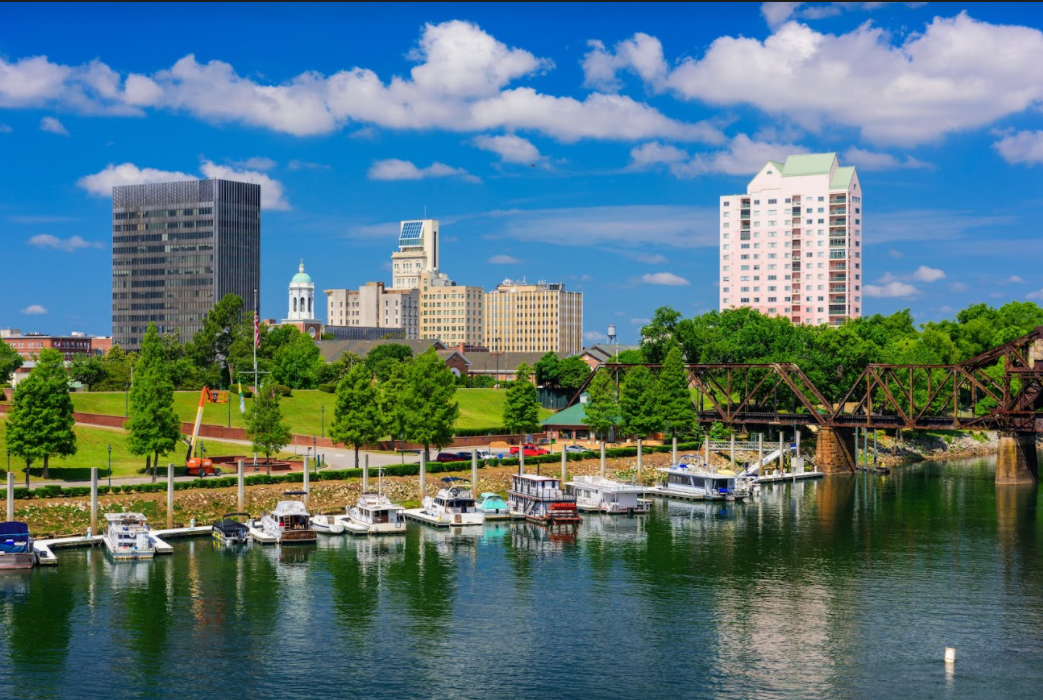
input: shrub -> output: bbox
[317,383,336,394]
[274,384,293,397]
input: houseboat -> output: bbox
[567,476,650,515]
[212,513,251,544]
[0,522,37,569]
[652,457,749,502]
[419,477,485,527]
[103,513,156,560]
[507,474,581,525]
[475,492,511,520]
[259,493,317,543]
[338,492,407,535]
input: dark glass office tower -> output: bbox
[112,179,260,349]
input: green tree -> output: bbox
[330,363,385,469]
[659,345,696,437]
[247,381,292,464]
[4,348,76,479]
[503,363,541,435]
[68,353,108,391]
[556,355,592,391]
[95,345,136,392]
[0,341,22,385]
[640,306,683,364]
[188,293,244,382]
[619,365,662,439]
[400,349,459,459]
[533,352,560,386]
[364,343,414,383]
[271,330,324,389]
[380,360,411,444]
[319,351,363,385]
[126,323,183,478]
[583,370,619,442]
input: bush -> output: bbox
[453,426,510,437]
[318,383,336,394]
[274,384,293,397]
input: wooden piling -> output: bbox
[166,464,174,529]
[636,439,642,482]
[730,434,736,468]
[471,451,478,491]
[5,472,12,521]
[237,459,245,513]
[363,453,370,491]
[303,456,310,509]
[758,433,764,473]
[561,447,567,482]
[600,441,606,478]
[90,468,98,535]
[672,437,677,465]
[419,452,426,500]
[520,445,525,475]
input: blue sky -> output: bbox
[3,2,1043,343]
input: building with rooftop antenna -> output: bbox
[719,152,863,326]
[391,219,439,290]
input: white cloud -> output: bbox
[584,331,609,343]
[1028,289,1043,301]
[870,209,1015,243]
[27,234,103,252]
[582,34,669,91]
[39,116,68,135]
[948,282,970,293]
[888,249,904,259]
[864,281,919,298]
[911,265,946,282]
[630,134,807,177]
[231,156,276,170]
[0,123,12,133]
[639,272,690,286]
[844,147,931,170]
[0,22,718,144]
[761,2,805,27]
[595,14,1043,145]
[999,275,1024,285]
[993,130,1043,165]
[487,254,521,264]
[77,161,290,209]
[630,317,651,325]
[472,134,541,163]
[287,159,331,170]
[760,3,927,29]
[367,158,479,183]
[20,304,48,315]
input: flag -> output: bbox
[254,312,260,348]
[238,380,246,414]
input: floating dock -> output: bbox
[756,471,825,483]
[403,508,451,528]
[247,525,278,545]
[34,525,214,564]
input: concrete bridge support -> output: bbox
[815,427,856,475]
[996,433,1039,485]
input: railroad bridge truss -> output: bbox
[569,326,1043,483]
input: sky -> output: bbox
[3,2,1043,343]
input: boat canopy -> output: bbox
[441,477,471,484]
[0,521,30,536]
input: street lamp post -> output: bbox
[124,382,130,417]
[321,405,325,439]
[107,444,112,489]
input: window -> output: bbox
[768,198,777,204]
[818,196,824,201]
[723,212,730,218]
[723,201,730,207]
[753,200,760,205]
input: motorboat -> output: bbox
[0,522,37,569]
[475,492,511,520]
[259,493,317,543]
[508,474,581,525]
[567,476,650,515]
[212,513,251,544]
[338,492,407,535]
[652,456,749,501]
[104,513,156,560]
[310,513,346,535]
[419,477,485,527]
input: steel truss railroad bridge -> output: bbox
[568,327,1043,483]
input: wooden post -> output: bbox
[704,436,709,466]
[90,467,98,535]
[779,433,785,473]
[6,472,12,522]
[873,429,878,467]
[303,456,310,510]
[363,453,370,491]
[519,445,525,475]
[419,452,426,500]
[237,459,245,513]
[636,439,643,483]
[672,437,677,465]
[730,434,735,469]
[757,434,763,475]
[471,451,478,491]
[854,427,860,468]
[561,447,567,482]
[600,441,606,478]
[864,429,870,469]
[166,463,174,529]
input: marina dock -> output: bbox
[34,526,214,564]
[247,525,278,544]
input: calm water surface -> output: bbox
[2,455,1043,700]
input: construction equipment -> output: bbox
[185,386,228,477]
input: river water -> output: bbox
[2,454,1042,700]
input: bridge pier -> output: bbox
[996,433,1038,485]
[815,427,856,475]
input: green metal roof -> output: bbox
[829,166,856,190]
[768,160,784,173]
[541,402,588,427]
[780,153,837,176]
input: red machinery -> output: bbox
[185,386,228,476]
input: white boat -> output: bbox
[508,474,581,525]
[419,477,485,527]
[567,476,650,514]
[259,493,317,543]
[337,492,407,535]
[0,522,37,569]
[103,513,156,560]
[310,513,346,535]
[652,456,749,501]
[475,492,511,520]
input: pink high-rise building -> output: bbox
[719,153,863,326]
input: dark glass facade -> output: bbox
[111,179,260,349]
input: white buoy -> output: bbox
[944,648,956,663]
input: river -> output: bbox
[2,454,1042,700]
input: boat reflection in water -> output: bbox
[510,519,578,553]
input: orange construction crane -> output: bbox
[185,386,228,476]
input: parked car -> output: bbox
[564,445,587,454]
[510,444,549,457]
[475,449,492,460]
[435,452,465,463]
[455,451,473,461]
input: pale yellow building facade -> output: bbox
[483,279,582,354]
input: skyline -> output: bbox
[3,3,1043,342]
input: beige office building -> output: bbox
[324,282,419,339]
[391,219,439,290]
[483,279,582,354]
[417,271,484,346]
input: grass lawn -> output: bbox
[71,388,554,435]
[0,418,279,482]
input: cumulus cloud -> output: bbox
[39,116,68,135]
[487,254,521,264]
[0,22,718,144]
[630,134,807,177]
[231,156,276,170]
[590,14,1043,145]
[993,130,1043,165]
[1028,289,1043,300]
[630,317,651,325]
[949,282,970,293]
[367,158,479,183]
[864,281,919,298]
[888,249,904,259]
[77,161,290,209]
[999,275,1024,285]
[582,33,669,91]
[21,304,48,315]
[27,234,103,252]
[472,134,541,163]
[843,147,931,170]
[911,265,946,282]
[287,159,331,170]
[639,272,690,286]
[761,3,926,28]
[584,330,609,343]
